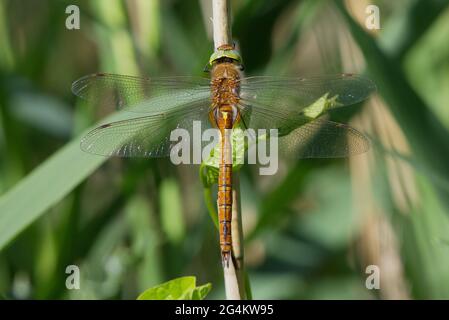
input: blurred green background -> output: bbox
[1,0,449,299]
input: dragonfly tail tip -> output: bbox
[221,252,231,268]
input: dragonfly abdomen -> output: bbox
[216,104,235,266]
[218,160,233,265]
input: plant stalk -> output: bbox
[212,0,231,49]
[211,0,248,300]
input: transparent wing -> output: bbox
[276,118,370,158]
[80,102,214,158]
[72,73,211,113]
[239,74,375,133]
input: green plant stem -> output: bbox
[200,163,219,229]
[204,187,219,229]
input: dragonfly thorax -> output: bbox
[210,62,241,129]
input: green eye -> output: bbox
[209,49,243,65]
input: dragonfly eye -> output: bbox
[209,48,243,67]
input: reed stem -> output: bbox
[212,0,231,49]
[211,0,248,300]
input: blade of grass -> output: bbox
[0,128,105,251]
[336,1,449,183]
[0,93,188,251]
[379,0,449,60]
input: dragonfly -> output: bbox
[72,44,375,266]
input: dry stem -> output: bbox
[212,0,247,300]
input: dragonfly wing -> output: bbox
[72,73,211,113]
[240,74,375,111]
[239,74,375,132]
[237,74,373,158]
[276,118,370,158]
[81,103,214,158]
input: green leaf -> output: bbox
[0,85,203,251]
[137,276,211,300]
[200,163,219,229]
[191,283,213,300]
[202,128,246,172]
[0,132,105,251]
[302,93,341,118]
[0,110,137,251]
[200,163,219,189]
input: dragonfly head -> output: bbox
[206,44,244,72]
